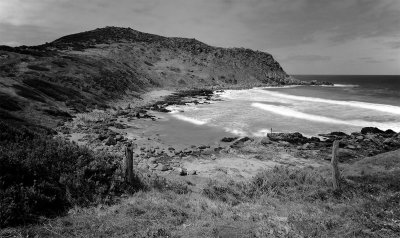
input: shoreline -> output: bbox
[58,87,400,191]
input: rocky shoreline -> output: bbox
[57,88,400,190]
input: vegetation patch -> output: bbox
[23,78,80,102]
[0,109,23,122]
[42,107,72,118]
[13,85,46,103]
[27,64,50,71]
[0,121,138,228]
[0,93,22,111]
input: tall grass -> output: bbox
[203,166,330,205]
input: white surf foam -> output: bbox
[224,127,248,136]
[319,84,359,87]
[171,114,208,125]
[257,89,400,115]
[252,103,400,132]
[259,85,301,89]
[252,129,271,137]
[166,105,199,113]
[333,84,359,87]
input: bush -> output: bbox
[27,65,50,71]
[0,121,133,228]
[203,180,250,205]
[22,78,80,102]
[0,93,22,111]
[203,166,330,204]
[249,166,329,199]
[13,85,46,103]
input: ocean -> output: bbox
[150,75,400,145]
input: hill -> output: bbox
[0,26,298,126]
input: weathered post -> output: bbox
[331,140,340,190]
[124,144,134,184]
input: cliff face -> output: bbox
[0,26,297,125]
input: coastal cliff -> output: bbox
[0,27,297,125]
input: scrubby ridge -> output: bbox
[0,121,129,227]
[0,26,298,126]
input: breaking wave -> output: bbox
[252,103,400,132]
[255,90,400,115]
[333,84,359,87]
[171,114,208,125]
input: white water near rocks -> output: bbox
[161,84,400,142]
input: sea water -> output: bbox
[154,75,400,145]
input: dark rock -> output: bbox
[310,137,321,142]
[177,167,188,176]
[330,131,348,137]
[383,138,400,146]
[98,134,108,141]
[361,127,384,134]
[319,132,348,139]
[105,136,116,146]
[268,132,307,144]
[221,137,238,142]
[385,129,396,135]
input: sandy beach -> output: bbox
[61,88,400,192]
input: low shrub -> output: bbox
[0,121,137,228]
[27,65,50,71]
[22,78,80,102]
[13,85,46,103]
[203,180,250,205]
[0,93,22,111]
[249,166,329,199]
[203,166,330,204]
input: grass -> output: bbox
[22,78,80,102]
[13,85,46,103]
[2,163,399,237]
[27,65,50,71]
[0,93,22,111]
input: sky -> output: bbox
[0,0,399,75]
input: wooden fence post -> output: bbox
[331,140,340,190]
[124,145,134,184]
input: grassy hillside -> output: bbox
[0,26,298,126]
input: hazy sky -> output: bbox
[0,0,399,75]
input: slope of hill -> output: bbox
[0,26,298,126]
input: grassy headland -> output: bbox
[0,27,398,237]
